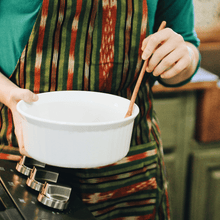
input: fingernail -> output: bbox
[146,67,151,72]
[142,53,148,60]
[33,94,38,101]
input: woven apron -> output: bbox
[0,0,170,219]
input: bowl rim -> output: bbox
[16,91,139,127]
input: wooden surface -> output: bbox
[196,24,220,44]
[195,87,220,143]
[199,41,220,78]
[199,41,220,51]
[152,80,218,93]
[152,66,219,93]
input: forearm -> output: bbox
[159,42,200,85]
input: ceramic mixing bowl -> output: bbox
[17,91,139,168]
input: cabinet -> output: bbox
[195,44,220,143]
[152,68,219,220]
[153,91,197,220]
[189,144,220,220]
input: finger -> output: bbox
[21,89,39,102]
[15,127,27,156]
[141,36,151,51]
[142,21,166,59]
[147,39,176,73]
[13,114,31,157]
[141,28,172,60]
[12,89,39,103]
[160,55,190,79]
[147,33,186,73]
[19,146,32,157]
[152,44,188,76]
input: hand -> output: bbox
[9,88,38,156]
[141,28,193,79]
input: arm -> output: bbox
[0,72,38,155]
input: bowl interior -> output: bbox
[17,91,139,125]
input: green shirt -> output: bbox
[0,0,42,76]
[0,0,199,78]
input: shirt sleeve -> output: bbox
[0,0,42,78]
[152,0,201,87]
[154,0,200,47]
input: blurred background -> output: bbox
[194,0,220,77]
[152,1,220,219]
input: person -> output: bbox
[0,0,200,219]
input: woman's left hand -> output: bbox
[141,28,194,79]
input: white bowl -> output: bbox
[17,91,139,168]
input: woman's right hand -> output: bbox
[9,88,38,156]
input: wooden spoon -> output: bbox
[125,21,166,118]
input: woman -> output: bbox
[0,0,200,219]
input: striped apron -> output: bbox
[0,0,170,219]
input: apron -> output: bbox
[0,0,170,219]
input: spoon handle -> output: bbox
[124,21,166,118]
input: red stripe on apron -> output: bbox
[99,1,117,92]
[34,0,50,93]
[6,109,13,146]
[82,178,157,204]
[19,46,27,89]
[79,163,157,184]
[94,199,156,218]
[104,149,157,167]
[0,153,21,161]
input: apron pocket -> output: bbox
[72,141,158,220]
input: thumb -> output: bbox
[13,88,39,103]
[21,89,39,102]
